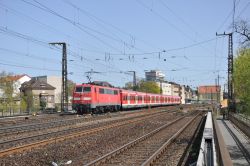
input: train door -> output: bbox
[94,87,98,104]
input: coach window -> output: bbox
[114,90,118,95]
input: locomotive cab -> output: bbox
[72,84,92,114]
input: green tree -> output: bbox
[234,49,250,115]
[137,81,160,94]
[124,82,139,91]
[20,93,27,112]
[67,80,76,97]
[0,71,17,114]
[40,99,47,111]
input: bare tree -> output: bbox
[234,20,250,47]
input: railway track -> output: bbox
[0,108,164,138]
[0,109,179,157]
[223,120,250,165]
[85,111,203,166]
[0,113,70,127]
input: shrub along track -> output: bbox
[0,109,192,166]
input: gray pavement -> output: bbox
[217,117,250,166]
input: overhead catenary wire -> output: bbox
[62,0,163,51]
[0,3,108,53]
[136,0,195,42]
[0,25,226,78]
[0,0,231,87]
[21,0,125,53]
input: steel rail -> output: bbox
[84,112,199,166]
[0,117,84,134]
[0,110,174,157]
[222,120,250,165]
[0,110,172,146]
[141,112,201,166]
[0,108,167,135]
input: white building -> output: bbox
[0,74,31,97]
[180,85,194,104]
[156,82,173,95]
[170,82,181,97]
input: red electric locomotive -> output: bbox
[72,83,121,114]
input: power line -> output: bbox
[21,0,124,53]
[158,0,203,39]
[0,26,125,74]
[63,0,162,51]
[236,1,250,19]
[0,3,107,52]
[217,0,241,32]
[0,61,61,72]
[136,0,197,42]
[0,47,59,63]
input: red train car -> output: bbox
[72,84,121,114]
[72,83,181,114]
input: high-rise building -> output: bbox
[145,70,165,81]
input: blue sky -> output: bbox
[0,0,249,88]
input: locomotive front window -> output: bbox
[99,88,104,94]
[83,87,91,92]
[75,87,83,92]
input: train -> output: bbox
[72,83,181,114]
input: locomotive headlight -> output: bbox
[83,97,91,100]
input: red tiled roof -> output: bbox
[198,85,220,94]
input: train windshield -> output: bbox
[83,87,91,92]
[75,86,91,93]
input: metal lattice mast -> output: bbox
[49,42,68,112]
[228,33,234,112]
[216,32,234,112]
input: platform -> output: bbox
[216,117,250,166]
